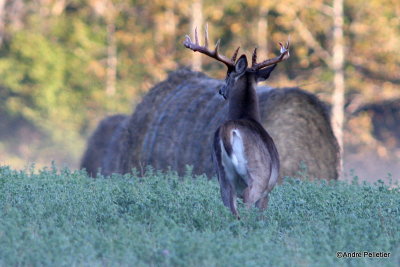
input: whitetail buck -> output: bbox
[184,26,289,218]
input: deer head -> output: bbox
[184,25,289,122]
[183,25,290,100]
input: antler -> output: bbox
[183,25,239,70]
[251,41,290,71]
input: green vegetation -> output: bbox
[0,165,399,266]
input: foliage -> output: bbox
[0,0,399,171]
[0,165,399,266]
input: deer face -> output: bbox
[219,55,278,100]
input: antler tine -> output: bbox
[183,25,235,69]
[252,47,258,67]
[205,24,209,48]
[231,47,240,62]
[214,39,220,54]
[194,27,199,45]
[251,40,290,71]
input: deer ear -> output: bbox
[256,64,277,82]
[235,55,248,75]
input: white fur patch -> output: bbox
[220,129,249,189]
[230,130,248,177]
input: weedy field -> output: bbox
[0,165,399,267]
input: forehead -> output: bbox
[225,67,251,78]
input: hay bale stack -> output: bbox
[109,68,339,181]
[354,99,400,148]
[80,114,128,177]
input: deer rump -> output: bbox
[213,119,280,211]
[82,68,339,181]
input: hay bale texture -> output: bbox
[80,114,128,177]
[103,68,339,181]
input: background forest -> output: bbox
[0,0,399,182]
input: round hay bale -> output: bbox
[258,88,339,180]
[80,114,127,177]
[101,117,130,176]
[108,68,339,181]
[354,99,400,148]
[344,99,400,182]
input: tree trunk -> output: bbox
[191,0,203,71]
[0,0,6,47]
[331,0,345,175]
[51,0,66,15]
[155,1,176,59]
[164,2,176,42]
[257,5,269,60]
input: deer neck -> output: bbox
[228,75,261,122]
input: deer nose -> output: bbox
[218,88,227,100]
[217,84,228,100]
[218,89,226,100]
[218,85,224,95]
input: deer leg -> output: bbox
[242,183,270,212]
[216,171,240,219]
[229,192,240,219]
[255,195,269,211]
[242,187,253,209]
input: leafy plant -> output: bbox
[0,166,399,266]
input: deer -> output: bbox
[184,26,290,218]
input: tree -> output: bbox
[331,0,345,173]
[190,0,203,71]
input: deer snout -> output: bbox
[218,85,228,100]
